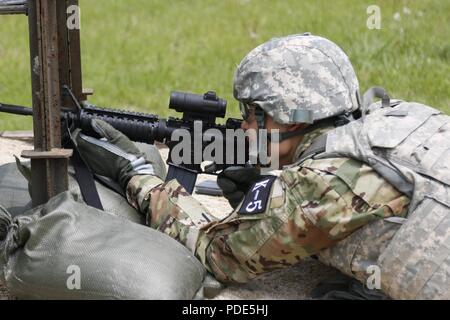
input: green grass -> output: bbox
[0,0,449,130]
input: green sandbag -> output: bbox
[0,162,32,217]
[0,191,205,300]
[0,143,167,223]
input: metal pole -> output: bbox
[23,0,72,206]
[57,0,88,108]
[67,0,87,102]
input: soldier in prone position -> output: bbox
[74,33,450,299]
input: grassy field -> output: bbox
[0,0,449,130]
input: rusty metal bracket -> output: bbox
[22,149,73,207]
[22,148,73,159]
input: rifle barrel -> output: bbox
[0,1,27,15]
[0,103,33,116]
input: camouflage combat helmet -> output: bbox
[233,33,360,124]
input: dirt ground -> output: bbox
[0,135,339,300]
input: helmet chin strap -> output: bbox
[266,114,353,143]
[268,124,317,143]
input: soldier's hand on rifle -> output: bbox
[72,119,155,189]
[217,165,261,209]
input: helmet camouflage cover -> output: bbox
[233,33,360,124]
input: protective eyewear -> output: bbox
[239,101,265,128]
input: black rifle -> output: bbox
[0,90,245,193]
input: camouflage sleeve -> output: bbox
[126,174,164,214]
[126,174,218,247]
[125,158,410,284]
[196,157,410,283]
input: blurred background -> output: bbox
[0,0,449,130]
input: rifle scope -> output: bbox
[169,91,226,118]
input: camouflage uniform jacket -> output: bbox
[126,125,410,283]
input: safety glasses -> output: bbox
[239,101,265,128]
[239,101,255,121]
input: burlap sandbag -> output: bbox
[0,191,205,299]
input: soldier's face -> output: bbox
[241,109,305,167]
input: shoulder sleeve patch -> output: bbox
[238,175,277,215]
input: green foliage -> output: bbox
[0,0,448,130]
